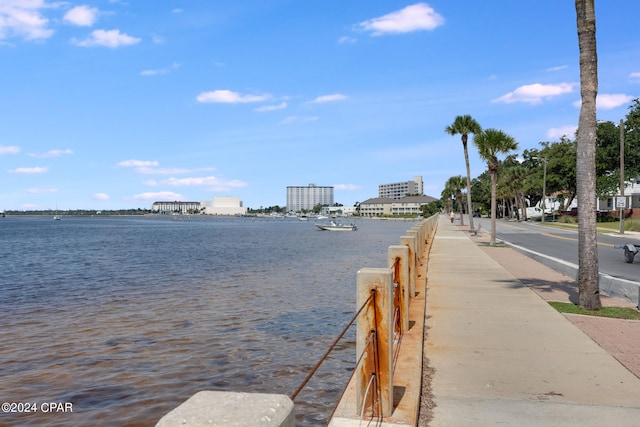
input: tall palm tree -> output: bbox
[445,115,482,230]
[575,0,601,309]
[473,129,518,246]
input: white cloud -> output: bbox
[163,176,248,191]
[10,166,48,174]
[597,93,634,110]
[0,145,20,155]
[92,192,110,200]
[118,160,159,168]
[572,93,634,110]
[72,29,141,48]
[133,191,183,201]
[26,187,57,194]
[280,116,319,125]
[141,62,180,76]
[338,36,356,44]
[255,102,287,112]
[546,65,568,72]
[64,5,99,27]
[358,3,444,36]
[630,72,640,81]
[0,0,54,41]
[136,167,191,175]
[196,89,271,104]
[547,125,577,140]
[493,83,575,104]
[29,148,73,158]
[310,94,348,104]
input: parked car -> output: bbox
[472,211,481,217]
[518,207,543,220]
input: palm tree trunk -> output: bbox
[463,143,475,230]
[575,0,601,309]
[490,171,497,246]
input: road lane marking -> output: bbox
[541,233,616,247]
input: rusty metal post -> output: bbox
[388,245,409,334]
[356,268,394,418]
[400,235,417,297]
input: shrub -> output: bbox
[558,215,578,224]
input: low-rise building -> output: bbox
[152,201,201,214]
[359,195,437,217]
[202,196,247,216]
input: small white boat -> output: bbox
[316,215,329,220]
[315,220,357,231]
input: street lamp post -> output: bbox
[541,158,547,223]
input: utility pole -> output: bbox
[620,119,625,234]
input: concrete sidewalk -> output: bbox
[425,215,640,427]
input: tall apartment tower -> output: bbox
[378,176,424,199]
[286,184,334,211]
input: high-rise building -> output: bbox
[378,176,424,199]
[286,184,334,211]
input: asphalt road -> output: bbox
[471,216,640,284]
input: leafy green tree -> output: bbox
[445,175,467,226]
[474,129,518,246]
[445,115,482,230]
[575,0,601,309]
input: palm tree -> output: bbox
[473,129,518,246]
[575,0,601,309]
[445,115,482,230]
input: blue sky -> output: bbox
[2,1,640,211]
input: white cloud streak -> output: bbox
[63,5,99,27]
[310,94,348,104]
[493,83,575,104]
[29,148,73,158]
[133,191,183,201]
[196,89,271,104]
[10,166,48,174]
[358,3,444,36]
[0,145,20,155]
[72,29,141,48]
[255,102,287,112]
[0,0,54,41]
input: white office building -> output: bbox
[379,176,424,199]
[201,196,247,215]
[286,184,334,212]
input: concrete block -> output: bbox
[156,391,295,427]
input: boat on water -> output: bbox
[315,220,357,231]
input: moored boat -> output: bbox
[315,220,357,231]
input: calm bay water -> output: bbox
[0,216,415,426]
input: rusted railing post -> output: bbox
[356,268,394,418]
[388,245,409,334]
[399,235,417,297]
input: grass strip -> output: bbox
[549,301,640,320]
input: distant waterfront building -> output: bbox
[286,184,334,211]
[201,196,247,216]
[359,195,437,217]
[152,201,201,214]
[378,176,424,199]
